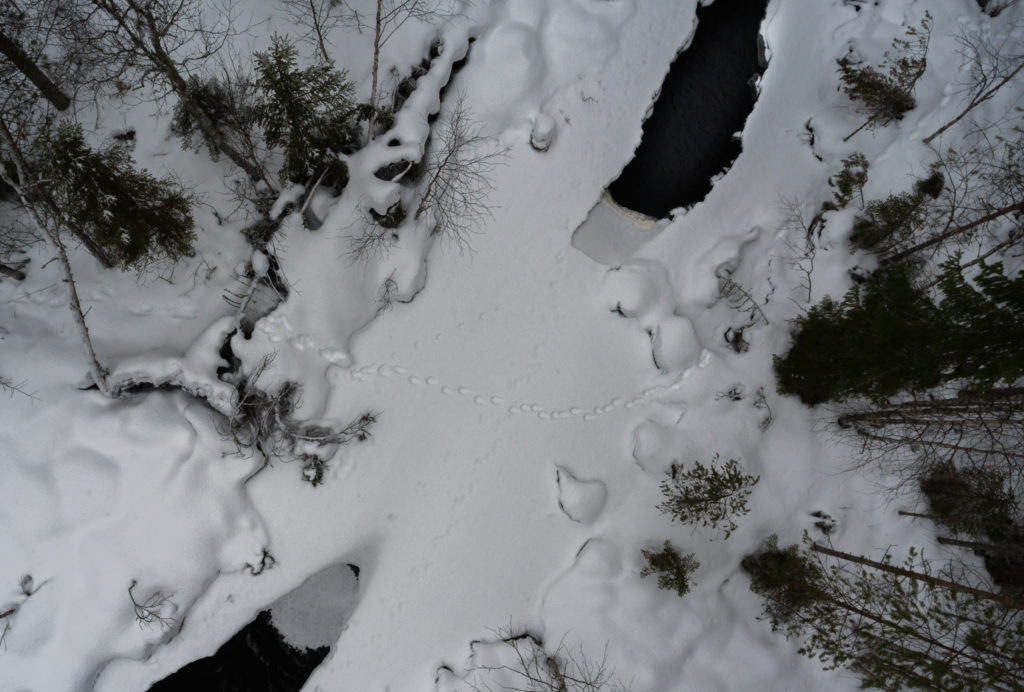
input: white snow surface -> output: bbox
[0,0,1014,690]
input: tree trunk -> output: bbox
[310,0,330,62]
[937,536,1024,558]
[883,200,1024,265]
[367,0,383,141]
[923,60,1024,145]
[0,29,71,111]
[0,117,109,395]
[48,230,110,395]
[0,262,26,280]
[811,543,1024,608]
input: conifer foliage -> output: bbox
[33,121,194,270]
[775,260,1024,405]
[838,13,932,139]
[743,537,1024,692]
[170,75,259,166]
[640,541,699,598]
[253,36,359,186]
[658,455,759,539]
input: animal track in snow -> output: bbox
[258,320,688,423]
[347,360,686,422]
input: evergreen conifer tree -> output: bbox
[775,259,1024,405]
[848,169,944,253]
[33,121,194,270]
[253,36,358,186]
[774,264,946,404]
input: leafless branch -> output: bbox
[415,95,506,252]
[925,21,1024,144]
[464,627,633,692]
[128,579,177,631]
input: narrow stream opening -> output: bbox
[147,563,359,692]
[607,0,770,218]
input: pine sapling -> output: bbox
[838,13,932,140]
[830,152,869,208]
[658,455,759,539]
[640,541,699,597]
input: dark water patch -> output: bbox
[147,610,329,692]
[608,0,770,219]
[147,563,359,692]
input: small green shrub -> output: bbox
[33,121,194,269]
[831,152,869,208]
[640,541,699,597]
[658,455,759,539]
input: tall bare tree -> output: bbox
[924,21,1024,145]
[341,0,448,139]
[82,0,270,184]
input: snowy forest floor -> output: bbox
[1,0,1017,690]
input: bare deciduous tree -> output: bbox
[744,536,1024,692]
[924,21,1024,145]
[128,579,177,631]
[280,0,348,63]
[415,96,504,252]
[837,387,1024,493]
[82,0,270,184]
[462,628,633,692]
[341,0,451,138]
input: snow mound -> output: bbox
[555,466,607,524]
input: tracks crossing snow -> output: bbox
[258,317,688,422]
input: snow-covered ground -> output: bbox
[1,0,1015,689]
